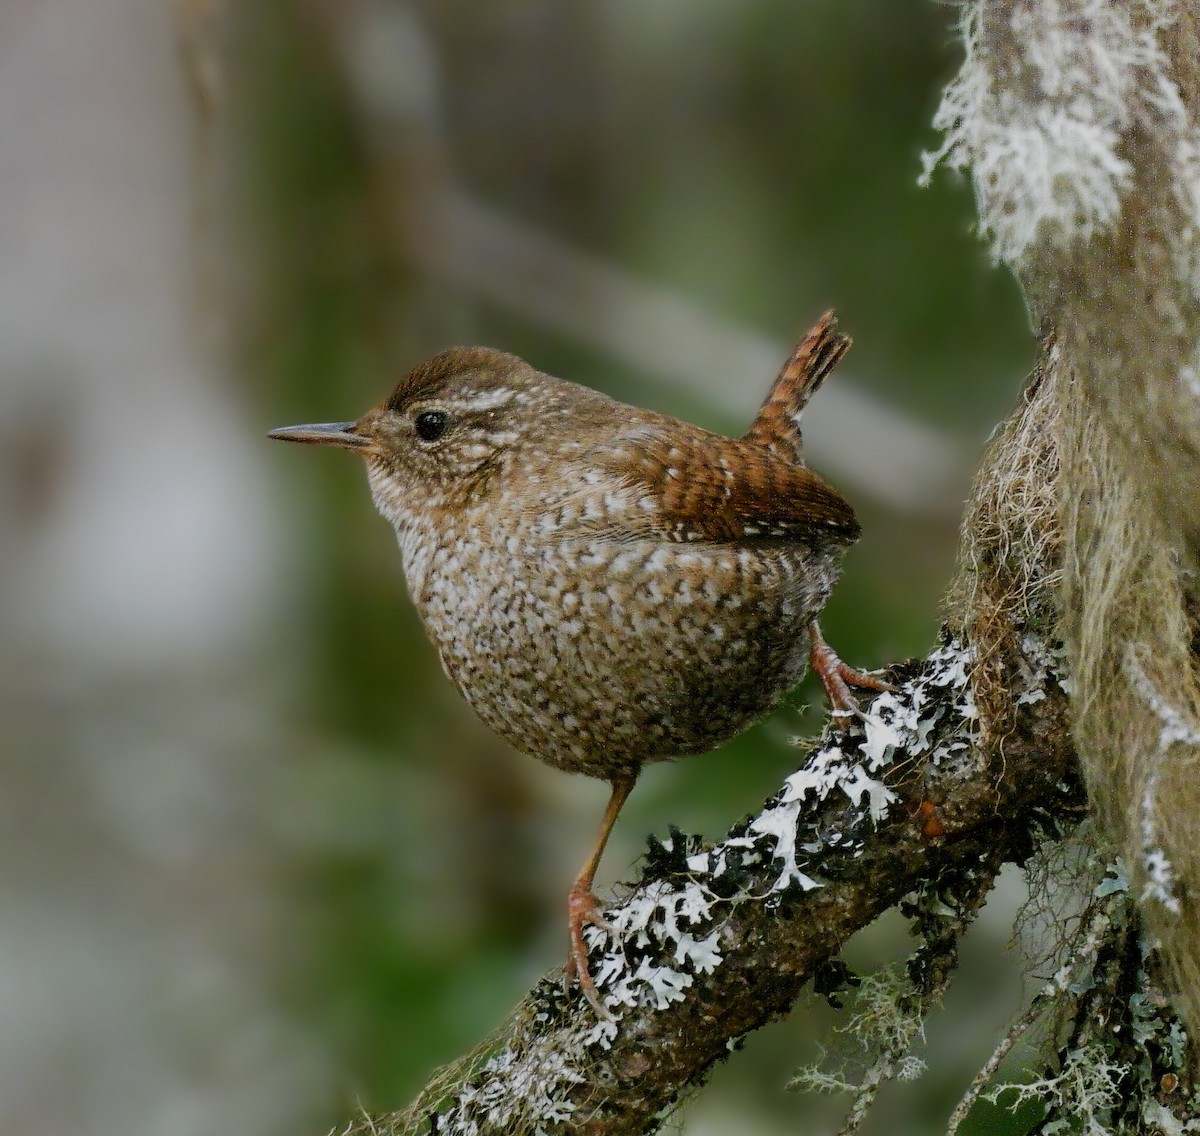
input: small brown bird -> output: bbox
[269,311,884,1015]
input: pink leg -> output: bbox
[808,620,892,726]
[562,773,637,1018]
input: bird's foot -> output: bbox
[564,882,614,1019]
[809,623,893,729]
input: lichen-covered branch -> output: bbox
[345,623,1079,1135]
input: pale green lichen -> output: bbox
[788,964,930,1099]
[922,0,1192,270]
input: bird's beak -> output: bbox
[267,421,374,451]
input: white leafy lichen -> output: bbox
[745,802,824,892]
[921,0,1194,270]
[579,639,978,1019]
[1142,1098,1200,1136]
[583,877,724,1041]
[1143,843,1182,916]
[1126,644,1200,750]
[1017,634,1071,702]
[432,1039,587,1135]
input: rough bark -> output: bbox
[926,0,1200,1049]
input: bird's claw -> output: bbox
[809,622,893,731]
[564,884,614,1019]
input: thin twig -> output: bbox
[944,997,1044,1136]
[945,891,1124,1136]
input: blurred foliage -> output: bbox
[231,1,1034,1130]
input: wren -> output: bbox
[269,311,886,1015]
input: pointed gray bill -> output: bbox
[266,422,372,449]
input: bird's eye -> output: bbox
[414,410,451,442]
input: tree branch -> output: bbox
[348,615,1079,1134]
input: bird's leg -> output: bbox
[808,619,892,726]
[564,772,637,1018]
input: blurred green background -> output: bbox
[0,1,1036,1134]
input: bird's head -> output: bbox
[268,346,592,529]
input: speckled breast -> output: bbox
[402,512,840,780]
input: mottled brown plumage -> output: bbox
[268,310,885,1015]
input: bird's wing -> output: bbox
[555,421,860,546]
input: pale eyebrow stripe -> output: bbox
[430,388,519,414]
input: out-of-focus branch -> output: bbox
[311,0,967,515]
[176,0,226,333]
[406,191,965,513]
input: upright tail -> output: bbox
[742,309,850,466]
